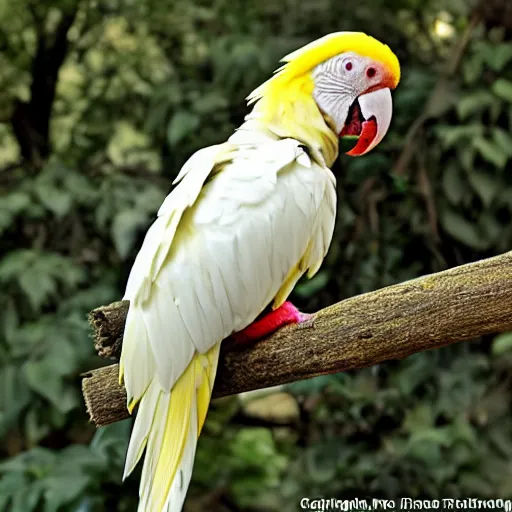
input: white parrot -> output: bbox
[120,31,400,511]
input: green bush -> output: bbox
[1,0,512,510]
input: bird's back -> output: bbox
[120,133,336,512]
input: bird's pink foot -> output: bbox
[231,301,310,344]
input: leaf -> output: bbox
[0,447,56,473]
[442,165,465,205]
[19,268,57,311]
[145,98,172,134]
[231,428,280,464]
[0,471,24,492]
[456,91,496,121]
[294,270,330,298]
[3,192,31,213]
[0,209,13,235]
[228,427,287,505]
[287,375,333,394]
[63,172,97,204]
[0,473,25,511]
[403,404,434,432]
[459,146,476,173]
[440,209,489,250]
[33,182,72,218]
[463,53,484,85]
[0,364,31,437]
[485,44,512,72]
[111,209,147,259]
[473,137,508,168]
[167,110,200,146]
[0,250,34,281]
[492,128,512,157]
[492,79,512,103]
[0,475,43,512]
[407,438,443,466]
[305,443,338,483]
[23,354,78,413]
[409,427,453,447]
[42,473,91,512]
[2,298,19,343]
[436,124,483,149]
[7,321,47,356]
[13,482,43,512]
[423,80,455,119]
[492,332,512,355]
[459,473,494,496]
[488,425,512,457]
[23,358,62,406]
[55,445,100,473]
[134,185,166,213]
[467,170,498,207]
[478,212,502,243]
[24,408,51,447]
[90,421,131,465]
[193,92,229,115]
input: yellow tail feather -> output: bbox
[131,343,221,512]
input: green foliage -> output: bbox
[194,425,288,509]
[432,30,512,259]
[0,422,132,512]
[279,349,512,504]
[1,0,512,510]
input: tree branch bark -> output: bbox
[82,251,512,426]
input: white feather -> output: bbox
[123,378,161,478]
[138,389,170,511]
[121,130,338,511]
[120,306,156,406]
[141,284,195,391]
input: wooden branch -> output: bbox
[82,251,512,426]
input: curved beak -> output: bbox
[345,87,393,156]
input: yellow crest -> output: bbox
[249,32,400,104]
[247,32,400,167]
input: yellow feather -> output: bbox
[150,365,194,511]
[273,263,303,309]
[206,344,220,393]
[196,344,220,436]
[195,362,210,437]
[142,345,220,510]
[281,32,399,85]
[273,236,316,308]
[248,32,400,104]
[246,32,400,168]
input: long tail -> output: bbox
[122,338,220,511]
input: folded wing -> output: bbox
[121,138,336,400]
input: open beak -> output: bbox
[340,87,393,156]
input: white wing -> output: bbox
[121,137,336,402]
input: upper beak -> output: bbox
[346,87,393,156]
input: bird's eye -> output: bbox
[345,62,353,71]
[366,67,376,78]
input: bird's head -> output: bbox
[248,32,400,164]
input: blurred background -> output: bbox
[1,0,512,510]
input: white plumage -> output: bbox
[116,29,401,512]
[120,123,337,511]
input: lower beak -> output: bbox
[346,87,393,156]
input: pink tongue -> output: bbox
[346,118,377,156]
